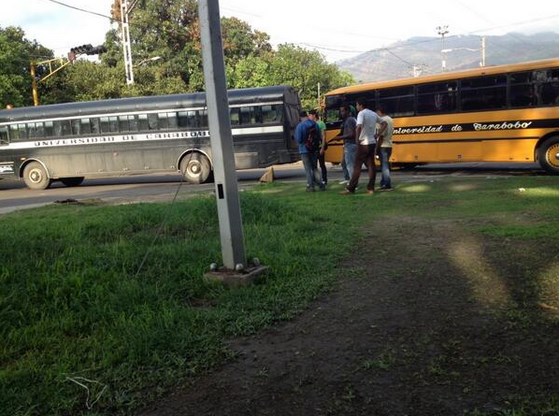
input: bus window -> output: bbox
[45,121,54,137]
[510,71,535,108]
[417,82,458,114]
[138,114,148,130]
[128,115,138,131]
[229,108,240,125]
[178,111,187,127]
[60,120,72,136]
[254,106,263,124]
[100,116,119,133]
[460,75,507,111]
[9,125,20,140]
[0,126,8,145]
[177,110,199,127]
[200,110,208,127]
[91,118,100,134]
[80,118,92,135]
[167,112,178,129]
[262,105,282,123]
[147,114,158,130]
[187,110,199,127]
[71,119,81,135]
[12,124,28,140]
[28,122,45,138]
[240,106,255,125]
[378,86,414,116]
[53,121,62,137]
[537,68,559,106]
[157,113,169,129]
[119,115,131,132]
[100,117,109,133]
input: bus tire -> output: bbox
[60,177,85,187]
[537,136,559,174]
[180,153,212,184]
[23,161,51,190]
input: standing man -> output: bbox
[309,109,328,186]
[376,106,394,191]
[342,98,387,194]
[294,110,325,192]
[331,105,357,186]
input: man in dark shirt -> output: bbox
[294,111,325,192]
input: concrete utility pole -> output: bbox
[436,25,449,72]
[480,36,486,67]
[120,0,134,84]
[198,0,247,271]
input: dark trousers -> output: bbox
[318,151,327,184]
[347,144,377,192]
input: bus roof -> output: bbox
[326,58,559,96]
[0,85,300,123]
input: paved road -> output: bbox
[0,162,546,215]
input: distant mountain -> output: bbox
[337,32,559,83]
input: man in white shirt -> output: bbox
[342,98,387,194]
[375,106,394,191]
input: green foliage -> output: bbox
[229,45,355,108]
[1,1,354,107]
[0,26,53,107]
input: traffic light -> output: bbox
[35,65,48,81]
[87,45,108,55]
[70,44,93,55]
[69,44,107,57]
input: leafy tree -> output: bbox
[221,17,271,65]
[1,1,354,108]
[230,44,354,109]
[0,26,53,107]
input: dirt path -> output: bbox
[138,216,558,415]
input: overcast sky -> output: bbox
[2,0,558,62]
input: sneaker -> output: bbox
[340,189,354,195]
[339,180,349,185]
[306,187,315,192]
[380,186,394,192]
[367,189,375,194]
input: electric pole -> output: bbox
[120,0,134,84]
[480,36,486,67]
[436,25,449,72]
[198,0,247,272]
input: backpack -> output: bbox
[305,123,322,152]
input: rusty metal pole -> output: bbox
[30,63,39,106]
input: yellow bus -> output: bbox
[323,59,559,173]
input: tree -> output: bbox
[0,26,53,107]
[1,2,354,107]
[221,17,271,65]
[230,44,355,109]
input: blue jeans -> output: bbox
[301,152,323,189]
[344,142,358,181]
[379,147,392,188]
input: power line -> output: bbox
[44,0,112,20]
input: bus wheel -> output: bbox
[23,162,51,190]
[537,136,559,174]
[60,177,85,187]
[181,153,212,184]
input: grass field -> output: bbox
[0,175,557,415]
